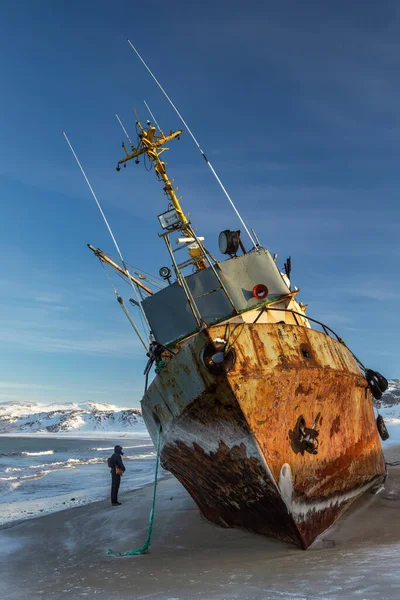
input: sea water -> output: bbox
[0,436,158,527]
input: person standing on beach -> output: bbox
[110,445,126,506]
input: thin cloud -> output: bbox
[0,383,60,390]
[0,324,143,356]
[35,293,64,303]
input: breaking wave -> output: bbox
[125,452,156,460]
[1,446,154,458]
[3,454,155,476]
[21,450,54,456]
[0,471,50,483]
[0,449,55,457]
[89,444,151,451]
[0,442,157,496]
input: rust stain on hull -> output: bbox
[160,393,305,547]
[142,323,386,549]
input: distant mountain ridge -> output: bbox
[0,379,398,435]
[376,379,400,421]
[0,400,146,434]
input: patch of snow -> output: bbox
[169,416,261,458]
[374,380,400,445]
[0,400,148,437]
[212,338,227,344]
[278,462,376,522]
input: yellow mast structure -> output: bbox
[115,113,236,314]
[117,117,188,228]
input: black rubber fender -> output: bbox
[368,377,383,400]
[374,371,389,393]
[377,414,389,441]
[366,369,383,399]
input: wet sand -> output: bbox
[1,446,400,600]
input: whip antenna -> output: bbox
[116,114,134,147]
[127,40,256,248]
[63,131,149,350]
[143,100,164,135]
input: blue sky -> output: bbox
[0,0,399,407]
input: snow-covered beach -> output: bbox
[1,391,399,599]
[1,448,400,600]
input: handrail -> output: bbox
[256,306,366,371]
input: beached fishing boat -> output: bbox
[83,108,390,549]
[61,40,389,550]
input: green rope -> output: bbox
[106,424,161,557]
[155,359,166,374]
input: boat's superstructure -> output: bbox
[87,116,388,548]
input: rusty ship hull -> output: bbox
[142,322,386,549]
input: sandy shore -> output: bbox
[1,446,400,600]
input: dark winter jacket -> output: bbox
[110,445,126,475]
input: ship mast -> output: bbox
[116,113,238,321]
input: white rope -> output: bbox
[127,40,256,248]
[63,132,150,349]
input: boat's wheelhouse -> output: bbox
[142,246,308,347]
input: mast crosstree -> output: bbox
[116,118,188,227]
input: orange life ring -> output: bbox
[252,284,269,299]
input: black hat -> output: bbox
[114,445,124,455]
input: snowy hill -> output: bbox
[0,400,148,436]
[0,379,398,438]
[376,379,400,421]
